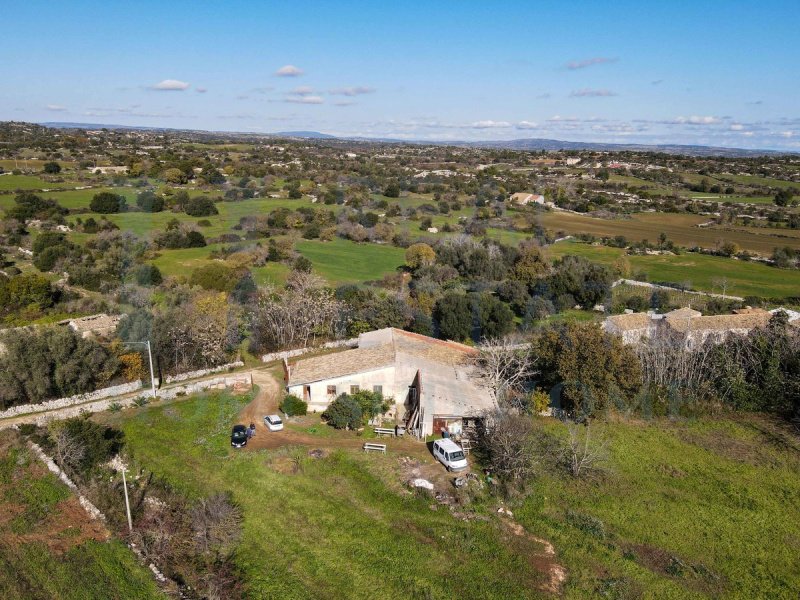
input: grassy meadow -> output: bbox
[97,391,800,599]
[550,240,800,298]
[296,238,406,284]
[0,430,162,600]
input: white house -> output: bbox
[285,328,494,436]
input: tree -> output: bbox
[405,243,436,270]
[478,295,515,339]
[513,242,549,286]
[90,191,127,214]
[185,196,219,217]
[189,263,242,292]
[351,389,390,422]
[322,394,362,429]
[200,165,226,185]
[42,161,61,174]
[774,189,794,207]
[383,182,400,198]
[136,191,165,213]
[0,272,57,314]
[475,410,540,488]
[164,167,188,184]
[0,327,120,407]
[561,421,608,478]
[473,337,537,410]
[536,322,642,416]
[6,192,68,222]
[251,271,342,352]
[434,292,472,341]
[132,264,163,286]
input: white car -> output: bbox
[264,414,284,431]
[432,438,468,472]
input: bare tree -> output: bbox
[252,271,343,351]
[476,409,540,485]
[561,422,608,478]
[52,427,85,473]
[473,336,537,411]
[191,492,243,560]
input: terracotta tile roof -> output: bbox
[287,328,476,386]
[288,344,396,386]
[667,312,772,333]
[605,313,652,331]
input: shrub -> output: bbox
[43,161,61,174]
[566,510,606,539]
[322,394,362,429]
[133,397,149,407]
[90,191,127,214]
[186,196,219,217]
[108,402,122,412]
[351,390,390,422]
[280,394,307,416]
[136,191,164,213]
[132,264,163,286]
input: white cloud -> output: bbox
[285,95,324,104]
[275,65,303,77]
[566,57,617,70]
[150,79,190,91]
[45,104,67,111]
[329,86,375,96]
[779,131,794,138]
[730,123,744,131]
[289,86,315,96]
[470,120,512,128]
[516,121,539,129]
[570,88,617,97]
[673,115,720,125]
[334,100,356,107]
[547,115,580,122]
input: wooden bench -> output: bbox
[363,442,387,454]
[373,427,398,437]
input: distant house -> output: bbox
[88,166,129,174]
[285,328,494,436]
[509,192,546,206]
[603,307,798,348]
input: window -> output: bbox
[350,385,360,395]
[372,385,383,396]
[327,385,337,397]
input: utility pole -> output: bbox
[124,340,157,399]
[121,466,133,533]
[145,340,157,399]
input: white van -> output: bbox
[432,438,468,472]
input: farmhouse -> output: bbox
[509,192,546,206]
[603,307,798,348]
[285,328,494,436]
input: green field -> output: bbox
[296,238,406,284]
[101,392,554,599]
[0,431,162,599]
[550,239,800,299]
[0,174,75,192]
[99,391,800,599]
[520,416,800,599]
[536,211,800,254]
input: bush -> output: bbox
[280,394,307,416]
[90,191,127,214]
[132,264,163,286]
[43,161,61,174]
[322,394,362,429]
[186,196,219,217]
[136,191,164,213]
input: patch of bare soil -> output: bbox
[501,516,566,595]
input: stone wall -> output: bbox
[261,338,358,364]
[0,380,143,420]
[164,361,245,384]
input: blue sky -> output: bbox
[2,0,798,149]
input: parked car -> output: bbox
[231,424,248,448]
[264,414,284,431]
[432,438,468,472]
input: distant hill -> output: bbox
[274,130,337,139]
[33,121,793,157]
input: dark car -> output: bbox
[231,424,248,448]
